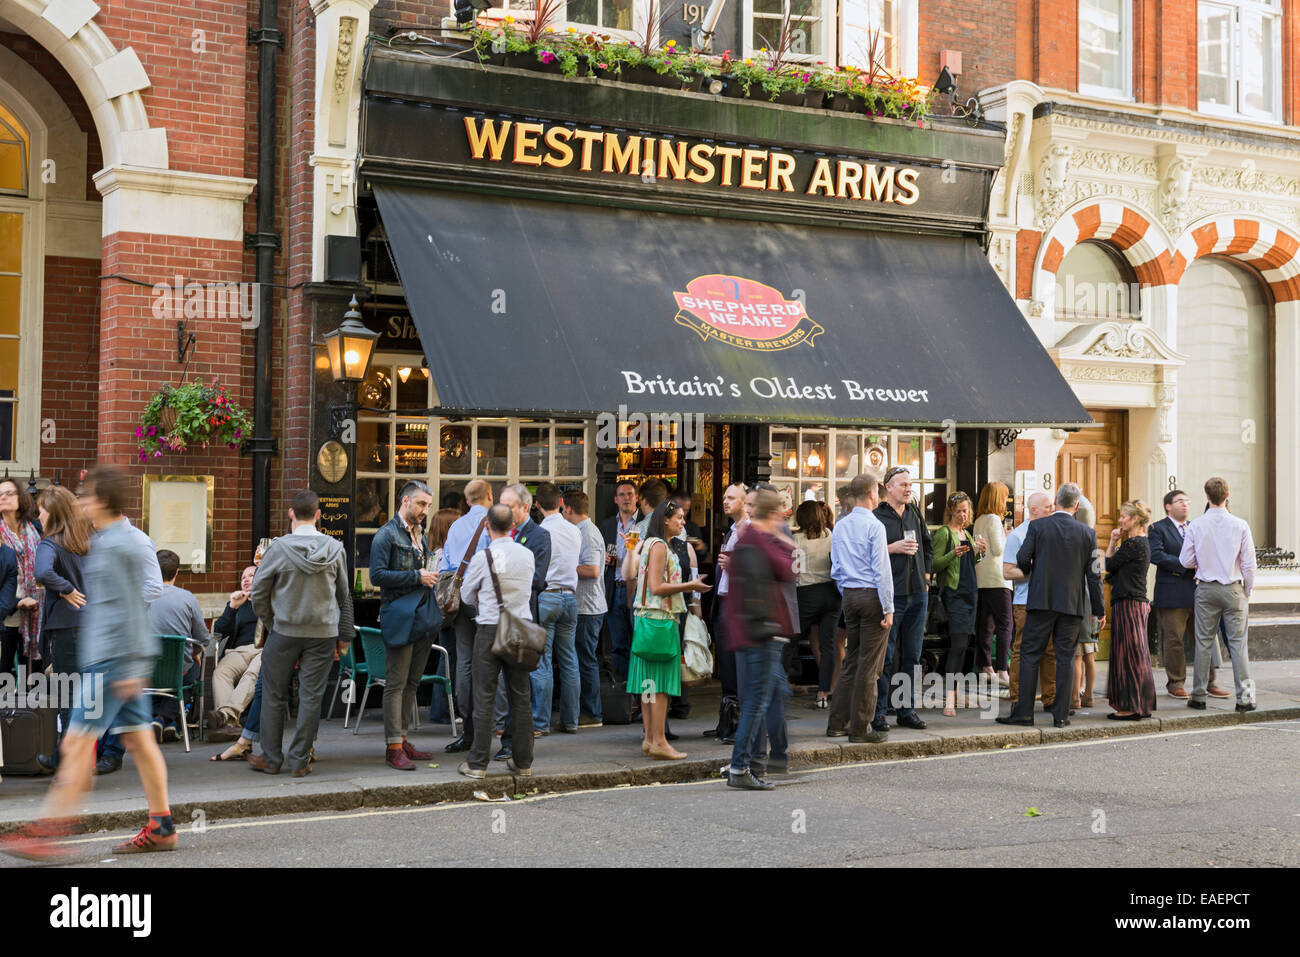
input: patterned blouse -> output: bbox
[633,537,685,618]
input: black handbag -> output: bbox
[485,548,547,671]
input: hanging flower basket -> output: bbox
[136,379,252,461]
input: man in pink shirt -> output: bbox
[1179,477,1256,712]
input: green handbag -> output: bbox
[630,540,681,663]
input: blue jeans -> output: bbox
[242,667,264,744]
[877,589,927,721]
[730,641,785,773]
[606,581,632,681]
[576,613,605,719]
[531,591,579,731]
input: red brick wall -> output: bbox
[1154,0,1196,109]
[39,257,101,487]
[1285,0,1300,124]
[98,232,251,593]
[95,0,248,178]
[281,0,317,503]
[1034,0,1077,91]
[0,31,102,201]
[918,1,1018,100]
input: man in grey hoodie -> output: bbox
[249,489,355,777]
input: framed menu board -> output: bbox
[142,475,214,573]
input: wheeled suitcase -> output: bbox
[0,704,59,776]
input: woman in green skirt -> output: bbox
[629,500,711,760]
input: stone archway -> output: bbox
[1031,198,1176,317]
[0,0,168,169]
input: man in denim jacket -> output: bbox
[369,480,439,770]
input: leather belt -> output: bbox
[545,585,575,592]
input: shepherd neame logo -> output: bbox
[673,275,823,352]
[50,887,152,937]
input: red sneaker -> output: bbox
[0,821,75,863]
[385,747,415,771]
[401,740,433,761]
[112,823,178,855]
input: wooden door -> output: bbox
[1055,409,1128,658]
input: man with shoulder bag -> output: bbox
[369,480,443,770]
[457,505,539,779]
[435,479,491,754]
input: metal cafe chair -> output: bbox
[143,634,205,753]
[353,627,457,736]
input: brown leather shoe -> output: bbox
[247,753,280,775]
[205,720,242,743]
[1206,684,1232,699]
[292,765,312,778]
[1167,686,1189,699]
[401,740,433,761]
[385,747,415,771]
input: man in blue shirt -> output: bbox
[438,478,492,754]
[1001,491,1053,710]
[826,471,894,743]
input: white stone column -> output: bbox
[310,0,378,282]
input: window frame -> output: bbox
[767,424,954,526]
[1077,0,1134,101]
[742,0,838,66]
[1196,0,1283,123]
[0,86,46,475]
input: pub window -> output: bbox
[1078,0,1132,99]
[1198,0,1282,122]
[768,426,952,525]
[564,0,636,31]
[354,355,593,572]
[744,0,834,64]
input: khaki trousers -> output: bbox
[212,644,262,722]
[1007,604,1056,706]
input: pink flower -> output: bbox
[153,451,162,458]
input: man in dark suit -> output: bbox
[495,483,550,761]
[599,480,640,682]
[997,482,1104,728]
[1149,489,1229,699]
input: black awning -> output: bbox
[373,185,1090,428]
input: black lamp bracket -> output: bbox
[176,321,197,366]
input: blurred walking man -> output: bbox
[2,465,176,860]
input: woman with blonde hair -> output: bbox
[973,481,1012,686]
[1105,499,1156,719]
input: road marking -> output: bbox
[45,721,1290,849]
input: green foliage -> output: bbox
[136,379,251,460]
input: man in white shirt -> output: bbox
[563,489,607,728]
[459,504,536,778]
[533,482,583,734]
[1179,477,1256,712]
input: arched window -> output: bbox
[0,101,32,463]
[1177,257,1272,536]
[1056,240,1140,321]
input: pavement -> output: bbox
[2,659,1298,836]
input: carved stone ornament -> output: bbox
[1055,320,1187,365]
[1035,144,1074,230]
[1158,157,1195,236]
